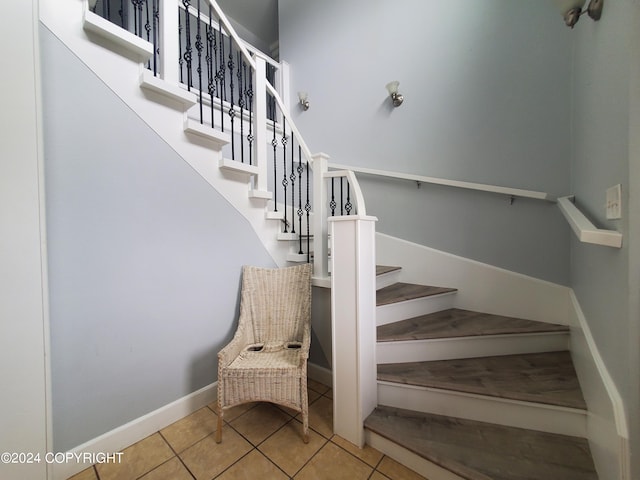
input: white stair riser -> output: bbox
[377,382,587,437]
[377,292,456,326]
[377,332,570,364]
[376,270,402,290]
[365,431,465,480]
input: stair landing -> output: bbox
[365,405,597,480]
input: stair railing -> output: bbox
[88,0,367,279]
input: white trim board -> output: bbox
[52,382,217,480]
[375,233,571,325]
[569,291,630,480]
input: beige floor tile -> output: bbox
[377,456,427,480]
[95,433,174,480]
[331,435,384,467]
[216,449,288,480]
[307,378,330,395]
[228,403,291,445]
[179,430,252,480]
[294,442,373,480]
[160,407,218,453]
[67,466,98,480]
[307,388,322,405]
[258,418,327,476]
[305,395,333,438]
[139,457,194,480]
[371,472,392,480]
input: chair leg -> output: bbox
[216,404,223,443]
[302,410,309,444]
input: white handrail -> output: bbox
[328,162,556,203]
[557,196,622,248]
[265,82,314,163]
[207,0,256,70]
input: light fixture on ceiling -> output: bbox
[555,0,603,28]
[385,81,404,108]
[298,91,310,111]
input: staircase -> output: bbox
[48,3,601,478]
[365,266,598,479]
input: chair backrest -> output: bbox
[241,264,312,344]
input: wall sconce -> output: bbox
[298,91,310,111]
[555,0,603,28]
[385,81,404,107]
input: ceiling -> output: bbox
[217,0,279,48]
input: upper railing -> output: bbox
[88,0,366,279]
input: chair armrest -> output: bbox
[218,334,246,368]
[299,320,311,362]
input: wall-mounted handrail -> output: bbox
[557,196,623,248]
[328,162,556,203]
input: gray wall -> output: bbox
[279,0,574,284]
[41,26,275,452]
[569,2,640,477]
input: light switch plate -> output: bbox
[606,184,622,220]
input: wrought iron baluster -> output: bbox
[271,112,278,212]
[182,1,192,90]
[196,1,203,123]
[290,134,296,234]
[237,52,244,163]
[119,0,126,29]
[178,8,184,83]
[152,0,159,76]
[138,0,144,38]
[218,23,225,131]
[206,7,215,128]
[144,0,151,46]
[340,178,344,215]
[297,147,304,254]
[227,36,235,160]
[281,119,288,232]
[305,161,311,263]
[246,62,254,166]
[346,183,353,215]
[330,178,336,216]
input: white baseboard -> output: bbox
[53,364,331,480]
[52,382,217,480]
[569,291,630,480]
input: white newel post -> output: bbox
[312,153,329,279]
[253,56,268,192]
[159,0,179,84]
[329,215,378,447]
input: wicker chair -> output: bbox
[216,263,313,443]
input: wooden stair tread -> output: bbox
[377,308,569,342]
[376,265,401,276]
[365,406,597,480]
[377,282,457,306]
[377,351,587,410]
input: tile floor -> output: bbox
[68,379,426,480]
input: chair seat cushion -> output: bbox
[226,347,302,373]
